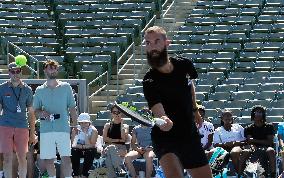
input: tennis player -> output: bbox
[142,26,212,178]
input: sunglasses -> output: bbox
[112,111,121,115]
[9,69,21,74]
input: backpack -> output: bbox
[209,147,230,178]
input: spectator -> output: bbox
[197,105,214,151]
[242,105,276,178]
[125,110,155,178]
[277,122,284,177]
[0,62,36,178]
[33,59,78,178]
[102,104,128,178]
[213,109,246,177]
[71,113,100,178]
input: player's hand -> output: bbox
[247,138,255,144]
[29,132,36,145]
[158,116,173,131]
[40,110,51,120]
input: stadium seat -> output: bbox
[259,83,282,91]
[97,110,111,120]
[226,100,248,109]
[254,61,274,71]
[126,86,143,95]
[231,91,255,100]
[238,84,260,92]
[214,84,238,92]
[208,92,232,101]
[246,99,273,108]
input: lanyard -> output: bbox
[11,87,22,103]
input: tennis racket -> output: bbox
[114,101,166,127]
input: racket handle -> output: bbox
[154,118,167,126]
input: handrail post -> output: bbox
[6,42,9,64]
[133,40,136,86]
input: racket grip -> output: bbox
[154,118,167,126]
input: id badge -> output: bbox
[16,105,21,113]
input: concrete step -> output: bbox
[109,79,135,85]
[105,84,130,90]
[98,89,125,96]
[92,95,117,101]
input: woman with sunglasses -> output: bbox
[102,103,129,178]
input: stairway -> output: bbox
[89,0,198,118]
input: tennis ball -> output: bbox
[15,55,27,67]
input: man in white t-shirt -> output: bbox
[197,106,214,151]
[212,110,246,177]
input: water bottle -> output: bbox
[155,166,165,178]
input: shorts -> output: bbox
[40,132,71,159]
[0,126,29,154]
[153,135,208,169]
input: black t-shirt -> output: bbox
[244,123,275,147]
[107,122,125,145]
[142,57,198,143]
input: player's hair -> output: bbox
[251,105,266,122]
[220,109,233,126]
[145,26,167,39]
[44,59,59,69]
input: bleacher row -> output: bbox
[96,0,284,127]
[0,0,163,80]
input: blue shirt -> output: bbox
[33,81,76,133]
[132,125,152,148]
[0,81,33,128]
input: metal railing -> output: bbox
[87,0,179,111]
[7,42,40,79]
[116,42,135,96]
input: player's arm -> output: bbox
[247,134,274,146]
[69,106,78,127]
[191,81,202,126]
[204,133,213,150]
[27,107,36,144]
[120,124,128,142]
[151,103,173,131]
[130,132,140,151]
[84,127,98,149]
[102,123,121,143]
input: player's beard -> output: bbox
[47,73,57,79]
[147,47,168,69]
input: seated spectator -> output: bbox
[103,104,128,178]
[197,105,214,151]
[71,113,100,178]
[242,105,276,178]
[213,109,246,177]
[125,108,155,178]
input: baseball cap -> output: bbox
[78,113,91,123]
[8,62,21,69]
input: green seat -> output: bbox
[215,52,235,62]
[231,91,255,100]
[209,62,231,72]
[215,84,238,92]
[238,84,260,92]
[226,100,248,109]
[254,61,274,71]
[239,52,258,62]
[208,92,231,101]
